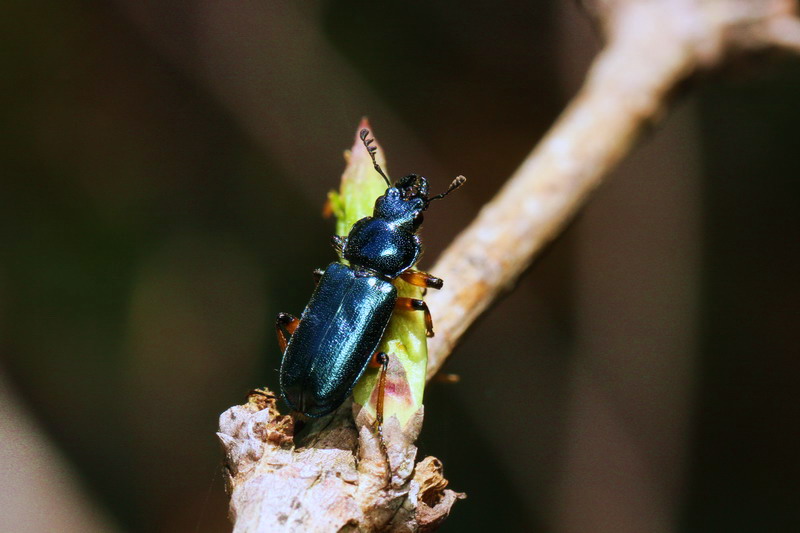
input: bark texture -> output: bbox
[218,393,462,532]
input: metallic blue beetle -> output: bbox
[277,129,465,419]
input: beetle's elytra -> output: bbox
[277,129,465,422]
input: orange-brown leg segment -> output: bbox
[399,269,443,290]
[367,350,390,459]
[395,297,434,337]
[275,312,300,353]
[367,351,390,432]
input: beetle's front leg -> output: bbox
[331,235,347,258]
[399,269,443,290]
[395,297,434,337]
[275,312,300,353]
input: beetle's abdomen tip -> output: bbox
[282,387,336,418]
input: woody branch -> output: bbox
[425,0,800,378]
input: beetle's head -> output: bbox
[375,174,466,229]
[359,128,466,229]
[395,173,429,201]
[373,174,427,229]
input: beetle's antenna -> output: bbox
[426,175,466,205]
[359,129,392,187]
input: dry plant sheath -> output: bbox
[218,1,800,530]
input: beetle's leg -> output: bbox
[367,351,390,433]
[367,351,390,462]
[399,269,443,290]
[312,268,324,285]
[331,235,347,258]
[395,297,434,337]
[275,312,300,353]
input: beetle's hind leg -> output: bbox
[395,297,434,337]
[399,269,443,291]
[367,351,390,432]
[367,351,391,464]
[275,312,300,353]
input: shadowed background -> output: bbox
[1,1,798,532]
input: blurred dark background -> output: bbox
[1,1,798,532]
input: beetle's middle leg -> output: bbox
[275,312,300,353]
[395,297,434,337]
[399,269,443,290]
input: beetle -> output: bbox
[277,129,465,425]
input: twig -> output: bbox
[0,372,119,532]
[764,14,800,54]
[425,0,800,379]
[219,1,800,530]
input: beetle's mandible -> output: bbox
[277,129,465,428]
